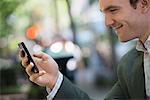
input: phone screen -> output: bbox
[18,42,39,73]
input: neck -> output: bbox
[139,13,150,44]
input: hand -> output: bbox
[19,50,59,89]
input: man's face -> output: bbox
[99,0,146,42]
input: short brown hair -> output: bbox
[129,0,139,9]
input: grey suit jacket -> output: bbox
[105,48,146,99]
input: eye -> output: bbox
[110,9,117,12]
[109,8,118,13]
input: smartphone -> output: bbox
[18,42,39,73]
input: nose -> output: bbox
[105,14,115,28]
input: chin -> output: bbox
[118,37,132,43]
[119,36,137,43]
[119,39,129,43]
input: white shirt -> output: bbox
[136,36,150,98]
[46,71,63,100]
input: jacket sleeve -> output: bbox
[104,81,127,100]
[54,76,92,100]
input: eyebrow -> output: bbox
[100,5,121,12]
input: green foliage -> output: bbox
[28,85,47,99]
[0,63,21,94]
[0,85,21,94]
[0,0,22,37]
[0,65,18,87]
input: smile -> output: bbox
[113,25,123,30]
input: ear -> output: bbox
[140,0,150,13]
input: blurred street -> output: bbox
[78,83,110,100]
[0,0,135,99]
[76,68,111,100]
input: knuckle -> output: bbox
[22,58,29,67]
[29,77,33,81]
[26,65,31,73]
[25,67,28,73]
[21,62,25,67]
[24,57,29,63]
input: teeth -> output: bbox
[113,25,123,29]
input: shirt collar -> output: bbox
[136,35,150,53]
[144,35,150,49]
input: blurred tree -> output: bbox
[53,0,60,34]
[88,0,118,65]
[0,0,24,37]
[88,0,117,79]
[108,28,118,77]
[65,0,77,44]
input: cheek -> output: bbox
[118,15,135,32]
[128,19,142,36]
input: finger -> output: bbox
[29,73,40,82]
[39,70,46,75]
[33,52,49,61]
[25,62,34,76]
[29,71,46,82]
[22,56,30,67]
[19,49,26,58]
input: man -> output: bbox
[20,0,150,99]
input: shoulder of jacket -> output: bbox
[117,47,143,76]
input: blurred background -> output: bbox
[0,0,136,100]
